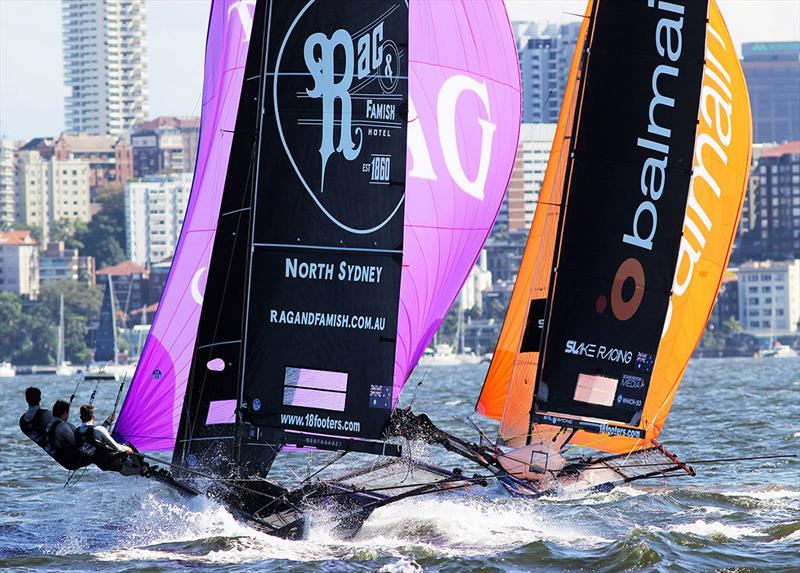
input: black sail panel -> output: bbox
[94,275,118,363]
[534,0,708,434]
[241,1,409,443]
[173,0,267,473]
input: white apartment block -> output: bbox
[125,173,192,265]
[514,22,580,124]
[460,250,493,312]
[0,230,40,298]
[0,139,14,228]
[63,0,149,136]
[497,123,557,231]
[737,259,800,336]
[14,151,91,244]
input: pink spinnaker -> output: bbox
[395,1,521,400]
[115,0,520,451]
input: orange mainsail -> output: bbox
[476,0,751,454]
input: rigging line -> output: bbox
[71,467,88,487]
[88,376,103,405]
[68,371,84,406]
[139,452,303,507]
[303,474,491,500]
[300,451,348,485]
[561,453,798,472]
[111,373,128,418]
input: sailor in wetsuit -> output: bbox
[74,404,147,476]
[19,387,53,450]
[46,399,82,470]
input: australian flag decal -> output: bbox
[635,352,655,373]
[368,384,392,409]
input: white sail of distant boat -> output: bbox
[55,294,74,376]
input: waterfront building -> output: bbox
[14,150,91,244]
[96,260,150,315]
[484,229,528,284]
[460,250,493,312]
[709,272,739,331]
[496,123,557,232]
[0,230,39,298]
[125,173,192,265]
[738,144,772,244]
[54,134,133,192]
[513,22,580,124]
[0,139,15,228]
[737,259,800,336]
[62,0,149,136]
[744,141,800,261]
[131,117,201,178]
[39,241,95,286]
[146,256,171,306]
[741,42,800,144]
[17,138,55,161]
[462,318,501,357]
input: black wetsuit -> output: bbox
[74,425,127,472]
[19,407,51,449]
[47,419,83,470]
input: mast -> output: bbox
[235,0,272,470]
[57,294,64,367]
[525,0,599,445]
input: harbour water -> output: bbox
[1,357,798,572]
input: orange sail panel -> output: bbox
[475,1,593,446]
[571,0,752,453]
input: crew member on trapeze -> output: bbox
[19,387,53,449]
[46,399,82,470]
[73,404,150,477]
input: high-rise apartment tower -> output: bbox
[62,0,149,136]
[513,22,580,124]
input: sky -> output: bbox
[0,0,798,141]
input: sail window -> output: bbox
[206,399,236,425]
[573,373,618,407]
[282,367,348,412]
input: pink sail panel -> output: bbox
[394,1,521,399]
[114,0,254,451]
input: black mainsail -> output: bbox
[164,0,468,538]
[94,275,118,364]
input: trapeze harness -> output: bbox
[74,425,126,472]
[47,419,83,471]
[19,408,49,449]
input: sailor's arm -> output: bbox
[93,425,131,454]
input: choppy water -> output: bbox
[1,357,798,572]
